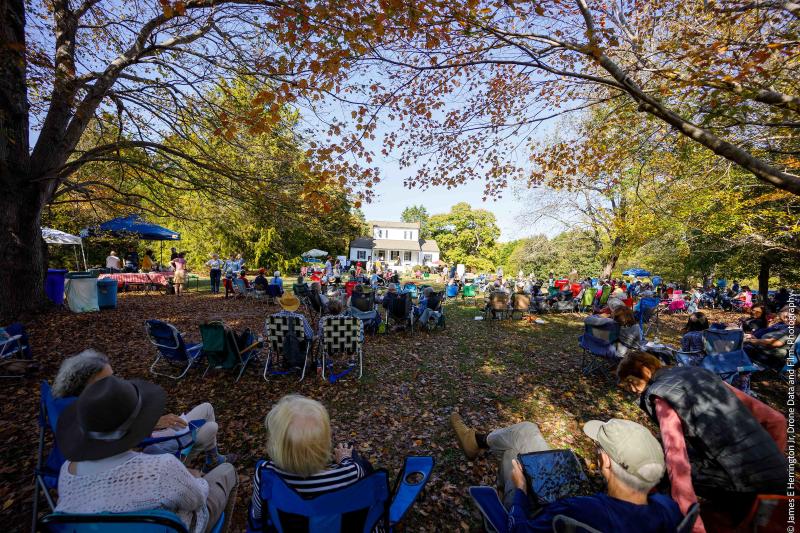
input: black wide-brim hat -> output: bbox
[56,376,166,461]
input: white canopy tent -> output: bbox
[301,249,328,258]
[42,227,87,271]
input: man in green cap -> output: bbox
[450,413,684,531]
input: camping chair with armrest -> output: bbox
[386,291,414,333]
[144,320,204,380]
[32,382,206,533]
[635,297,662,339]
[248,456,434,533]
[403,283,418,300]
[578,316,620,378]
[264,284,283,305]
[320,315,364,383]
[596,285,611,306]
[468,488,698,533]
[40,509,225,533]
[578,288,598,313]
[462,284,478,304]
[484,292,510,320]
[351,291,376,313]
[419,291,446,331]
[445,283,460,303]
[199,321,262,382]
[511,293,531,320]
[233,278,254,298]
[701,328,760,394]
[263,314,312,381]
[1,322,33,378]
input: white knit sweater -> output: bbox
[56,452,209,532]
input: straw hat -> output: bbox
[279,293,300,312]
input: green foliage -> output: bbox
[428,202,499,271]
[401,205,430,238]
[501,232,604,278]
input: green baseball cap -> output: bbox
[583,419,665,485]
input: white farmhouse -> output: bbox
[348,220,440,271]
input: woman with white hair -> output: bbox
[271,271,283,291]
[247,395,372,530]
[53,349,233,472]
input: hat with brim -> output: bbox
[57,376,165,461]
[583,419,665,485]
[279,293,300,312]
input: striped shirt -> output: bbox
[248,458,365,528]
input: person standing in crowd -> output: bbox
[169,247,178,260]
[324,256,333,278]
[206,253,223,294]
[170,252,187,297]
[105,251,121,272]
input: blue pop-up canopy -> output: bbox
[81,215,180,241]
[622,268,652,277]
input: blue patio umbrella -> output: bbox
[622,268,652,277]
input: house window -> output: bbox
[357,250,366,260]
[390,251,400,261]
[377,229,383,238]
[423,254,432,264]
[404,251,412,262]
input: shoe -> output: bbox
[450,411,479,459]
[201,452,238,473]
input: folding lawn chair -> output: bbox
[596,285,611,306]
[264,284,283,305]
[199,321,262,382]
[701,328,760,394]
[387,291,414,333]
[320,316,364,382]
[484,292,510,320]
[40,509,225,533]
[263,314,312,381]
[461,284,478,304]
[417,291,445,331]
[233,278,254,298]
[145,320,204,380]
[445,283,459,303]
[635,297,662,338]
[32,382,206,532]
[579,288,598,313]
[510,293,531,320]
[351,291,376,312]
[578,316,620,377]
[1,322,33,378]
[402,283,418,300]
[249,456,434,533]
[469,487,698,533]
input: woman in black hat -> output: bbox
[55,376,237,533]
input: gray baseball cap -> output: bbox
[583,419,665,484]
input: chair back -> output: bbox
[579,317,619,358]
[40,510,189,533]
[266,284,283,298]
[265,314,308,354]
[199,321,240,369]
[294,283,310,297]
[671,290,683,301]
[38,381,76,490]
[145,320,191,362]
[597,285,612,305]
[446,284,459,298]
[426,292,444,312]
[351,292,375,312]
[636,297,661,328]
[552,514,603,533]
[345,281,357,298]
[512,293,531,311]
[570,283,582,298]
[702,328,744,356]
[462,285,477,298]
[233,278,247,294]
[257,463,390,533]
[403,283,418,299]
[389,292,412,320]
[489,292,509,310]
[322,316,362,355]
[580,288,597,307]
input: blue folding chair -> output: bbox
[32,382,205,531]
[469,487,699,533]
[1,322,33,378]
[635,297,662,338]
[701,329,760,394]
[445,283,459,303]
[40,509,225,533]
[578,316,620,377]
[402,283,418,300]
[248,456,434,532]
[145,320,204,380]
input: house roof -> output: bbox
[368,220,420,229]
[349,237,375,249]
[372,239,422,251]
[420,239,439,252]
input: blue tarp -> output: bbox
[80,215,180,241]
[622,268,651,277]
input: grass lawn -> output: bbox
[2,282,787,531]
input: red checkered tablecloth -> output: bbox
[98,272,173,289]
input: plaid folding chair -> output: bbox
[320,316,363,383]
[199,321,262,382]
[263,314,312,381]
[144,320,204,380]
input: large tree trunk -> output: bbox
[758,253,771,303]
[601,236,623,278]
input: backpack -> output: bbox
[282,317,304,369]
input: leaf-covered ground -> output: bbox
[2,284,787,532]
